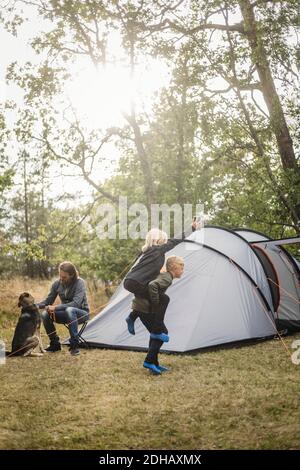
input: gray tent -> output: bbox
[82,227,300,352]
[235,228,300,332]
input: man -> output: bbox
[38,261,89,356]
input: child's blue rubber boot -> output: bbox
[157,365,169,372]
[150,332,169,342]
[126,315,135,335]
[143,361,161,375]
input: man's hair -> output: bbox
[59,261,79,280]
[166,256,184,271]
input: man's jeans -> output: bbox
[41,307,89,344]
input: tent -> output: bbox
[235,228,300,332]
[82,227,300,352]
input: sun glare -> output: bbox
[65,60,169,128]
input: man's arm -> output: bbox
[37,281,59,309]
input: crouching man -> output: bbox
[38,261,89,356]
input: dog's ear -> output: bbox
[18,292,34,307]
[18,293,25,307]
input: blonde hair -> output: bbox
[142,228,168,252]
[166,256,184,271]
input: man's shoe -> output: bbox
[143,361,161,375]
[69,338,80,355]
[45,342,61,352]
[157,365,169,372]
[150,332,169,343]
[126,315,135,335]
[70,347,80,356]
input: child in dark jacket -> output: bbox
[124,221,196,335]
[131,255,185,374]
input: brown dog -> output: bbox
[10,292,45,357]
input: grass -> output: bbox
[0,278,300,450]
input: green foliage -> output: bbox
[6,61,70,105]
[0,169,14,194]
[0,112,14,221]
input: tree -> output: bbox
[1,0,299,261]
[149,0,300,231]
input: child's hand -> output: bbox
[192,218,201,231]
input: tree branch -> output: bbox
[52,194,104,245]
[31,133,119,203]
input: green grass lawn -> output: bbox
[1,324,300,450]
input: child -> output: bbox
[124,220,196,334]
[131,256,185,374]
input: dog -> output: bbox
[10,292,45,357]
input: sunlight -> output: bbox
[65,60,169,128]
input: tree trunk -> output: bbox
[238,0,299,173]
[22,151,34,277]
[124,33,155,208]
[175,57,188,208]
[124,111,155,207]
